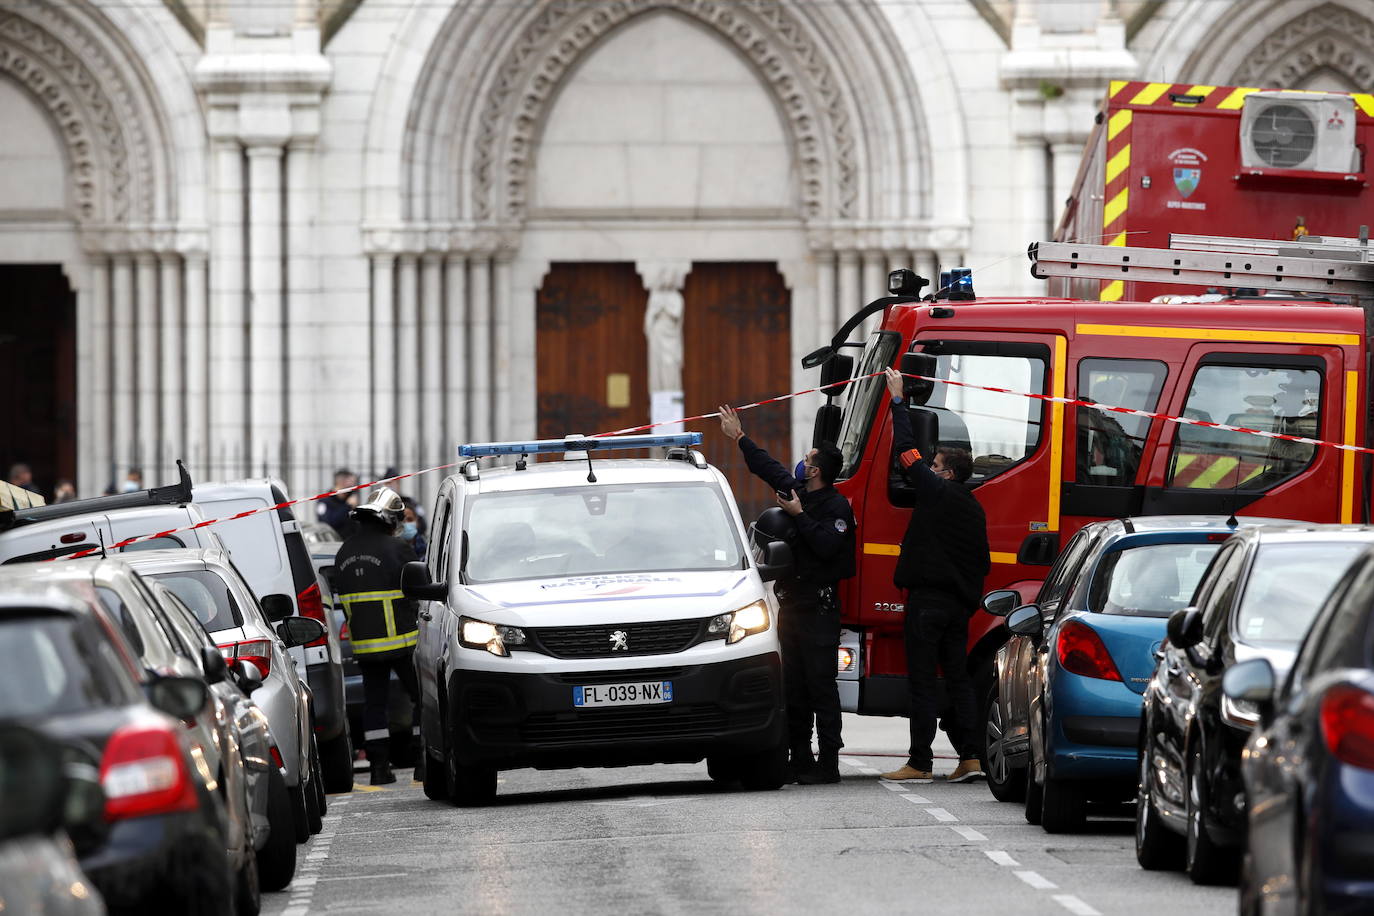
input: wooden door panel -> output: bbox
[682,263,791,523]
[536,263,648,443]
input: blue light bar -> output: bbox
[460,432,703,458]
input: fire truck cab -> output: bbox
[814,245,1373,716]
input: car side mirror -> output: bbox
[757,540,794,584]
[401,560,448,601]
[1167,607,1204,650]
[1222,658,1276,725]
[982,589,1021,617]
[1006,604,1043,640]
[148,675,209,720]
[232,659,264,693]
[201,645,229,685]
[276,616,326,649]
[261,593,294,623]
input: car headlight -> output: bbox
[459,616,527,657]
[707,600,771,645]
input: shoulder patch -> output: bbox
[899,448,923,469]
[834,518,848,534]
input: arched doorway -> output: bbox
[0,266,75,497]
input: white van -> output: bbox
[405,434,790,805]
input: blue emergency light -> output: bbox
[459,432,703,458]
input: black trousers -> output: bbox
[359,650,420,760]
[904,590,979,770]
[776,582,844,754]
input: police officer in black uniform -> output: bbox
[719,405,856,784]
[334,486,423,785]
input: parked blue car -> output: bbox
[981,516,1268,833]
[1226,543,1374,915]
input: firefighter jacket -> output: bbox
[334,523,420,659]
[737,435,857,586]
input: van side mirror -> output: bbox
[757,541,794,583]
[148,675,209,720]
[260,593,294,623]
[201,645,229,685]
[276,616,326,648]
[1006,605,1043,640]
[899,352,937,406]
[401,561,448,601]
[1222,658,1276,725]
[982,589,1020,617]
[1167,608,1204,650]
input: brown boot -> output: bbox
[879,764,934,783]
[947,758,986,783]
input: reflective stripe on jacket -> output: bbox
[339,589,418,656]
[333,523,421,659]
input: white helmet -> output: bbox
[352,486,404,529]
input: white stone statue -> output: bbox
[642,264,688,394]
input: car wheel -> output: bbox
[1135,740,1183,870]
[1041,775,1088,833]
[444,730,496,807]
[984,685,1025,803]
[303,753,324,836]
[311,735,327,820]
[234,844,261,916]
[257,766,297,892]
[737,742,787,791]
[320,731,354,794]
[288,778,309,844]
[1024,772,1044,825]
[421,698,450,801]
[1185,743,1237,885]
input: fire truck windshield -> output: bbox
[836,332,900,478]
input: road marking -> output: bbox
[985,850,1019,867]
[948,826,986,841]
[925,807,958,823]
[1054,896,1102,916]
[880,781,909,792]
[276,794,351,915]
[899,792,932,805]
[1014,871,1058,890]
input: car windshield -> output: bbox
[1088,542,1222,617]
[0,615,130,717]
[464,482,745,583]
[144,570,243,632]
[1235,541,1368,646]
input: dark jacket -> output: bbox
[334,520,420,659]
[317,495,358,539]
[737,436,856,586]
[890,398,990,608]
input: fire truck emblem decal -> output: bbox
[609,630,629,652]
[1173,167,1201,198]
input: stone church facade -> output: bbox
[1,0,1371,508]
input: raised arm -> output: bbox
[720,404,801,494]
[885,367,944,501]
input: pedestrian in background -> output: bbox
[400,497,428,561]
[719,404,855,785]
[121,467,143,493]
[52,479,76,503]
[879,367,990,784]
[317,468,360,538]
[6,464,39,495]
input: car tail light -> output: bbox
[218,639,273,678]
[297,583,329,648]
[339,620,350,642]
[1320,684,1374,770]
[270,745,284,768]
[100,723,199,820]
[1056,620,1123,682]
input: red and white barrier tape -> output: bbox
[55,369,1367,560]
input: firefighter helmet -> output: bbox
[352,486,404,529]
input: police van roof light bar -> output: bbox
[459,432,703,458]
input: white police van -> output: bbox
[403,433,790,805]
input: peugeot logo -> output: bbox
[609,629,629,652]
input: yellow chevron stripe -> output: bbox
[1218,87,1259,110]
[1174,85,1216,105]
[1109,80,1130,98]
[1108,232,1128,247]
[1103,187,1129,227]
[1354,94,1374,118]
[1108,109,1133,141]
[1130,82,1173,106]
[1105,144,1131,184]
[1099,280,1125,302]
[1192,456,1239,489]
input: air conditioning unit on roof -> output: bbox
[1239,91,1359,173]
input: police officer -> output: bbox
[334,487,423,785]
[718,405,856,784]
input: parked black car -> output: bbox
[1136,524,1374,884]
[1225,544,1374,915]
[0,569,234,915]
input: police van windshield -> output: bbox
[463,482,746,583]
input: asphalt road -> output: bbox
[265,716,1233,916]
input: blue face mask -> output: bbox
[401,521,418,541]
[794,461,808,484]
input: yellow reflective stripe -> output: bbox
[1354,94,1374,118]
[1109,80,1129,98]
[1099,280,1125,302]
[1192,456,1239,489]
[338,590,405,603]
[352,631,419,655]
[1105,144,1131,184]
[1130,82,1172,106]
[1108,232,1127,247]
[384,598,397,638]
[1047,336,1066,532]
[1217,87,1258,110]
[1174,85,1215,105]
[1103,187,1129,227]
[990,552,1019,565]
[1342,370,1358,523]
[1107,109,1133,141]
[1172,453,1198,474]
[862,543,901,556]
[1076,324,1359,346]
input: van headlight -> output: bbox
[707,600,771,645]
[459,617,527,657]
